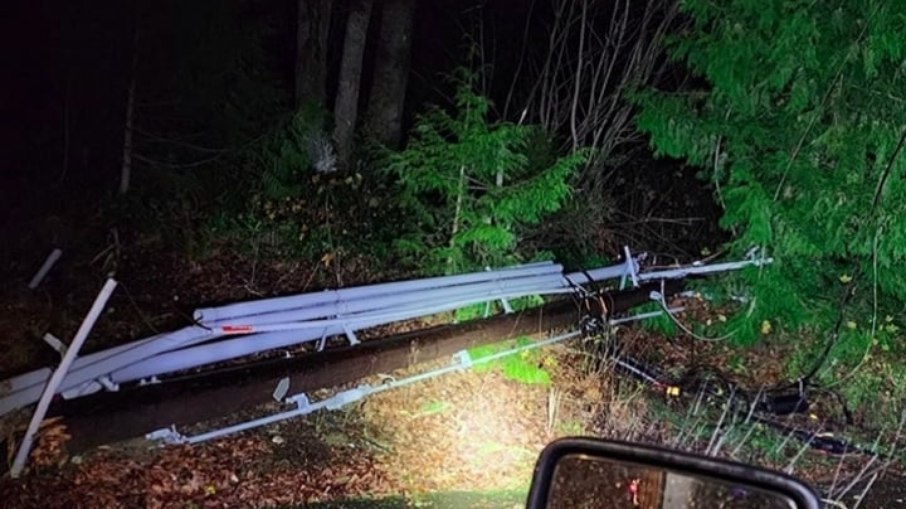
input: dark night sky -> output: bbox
[0,0,527,204]
[0,0,691,255]
[2,1,134,209]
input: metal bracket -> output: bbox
[146,426,186,445]
[60,380,103,399]
[453,350,472,370]
[97,376,119,392]
[42,333,67,357]
[342,323,360,346]
[273,377,290,402]
[621,246,640,288]
[484,266,514,314]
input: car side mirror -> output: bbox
[526,438,821,509]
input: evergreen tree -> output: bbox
[634,1,906,351]
[388,78,587,273]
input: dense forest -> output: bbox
[1,0,905,506]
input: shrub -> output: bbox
[386,77,588,274]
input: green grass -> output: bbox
[414,400,451,418]
[468,337,552,385]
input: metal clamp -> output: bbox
[287,392,311,411]
[326,386,368,410]
[453,350,473,370]
[146,426,186,445]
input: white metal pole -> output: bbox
[28,248,63,290]
[10,278,117,478]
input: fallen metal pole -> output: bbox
[0,263,589,414]
[145,308,681,444]
[108,286,578,384]
[0,260,634,414]
[0,254,764,416]
[0,326,215,416]
[638,257,771,281]
[169,329,586,445]
[164,307,680,446]
[193,262,565,323]
[10,278,117,478]
[3,336,163,396]
[56,280,684,453]
[199,272,568,327]
[4,282,565,414]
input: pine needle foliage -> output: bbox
[634,0,906,349]
[387,76,588,274]
[255,104,325,200]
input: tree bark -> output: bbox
[363,0,416,148]
[119,26,139,195]
[295,0,333,108]
[333,0,373,170]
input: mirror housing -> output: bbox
[526,437,821,509]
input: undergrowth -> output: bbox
[384,73,587,275]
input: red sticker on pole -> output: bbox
[222,325,254,334]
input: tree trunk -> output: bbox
[363,0,416,148]
[119,26,139,195]
[295,0,333,108]
[333,0,373,170]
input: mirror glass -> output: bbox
[546,454,797,509]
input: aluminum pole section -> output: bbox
[0,271,561,415]
[0,261,625,410]
[203,273,567,327]
[170,329,584,445]
[638,257,772,281]
[110,286,578,383]
[2,335,161,395]
[1,280,572,413]
[10,278,117,478]
[0,326,214,417]
[208,277,571,334]
[194,262,561,322]
[1,257,755,416]
[564,260,637,285]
